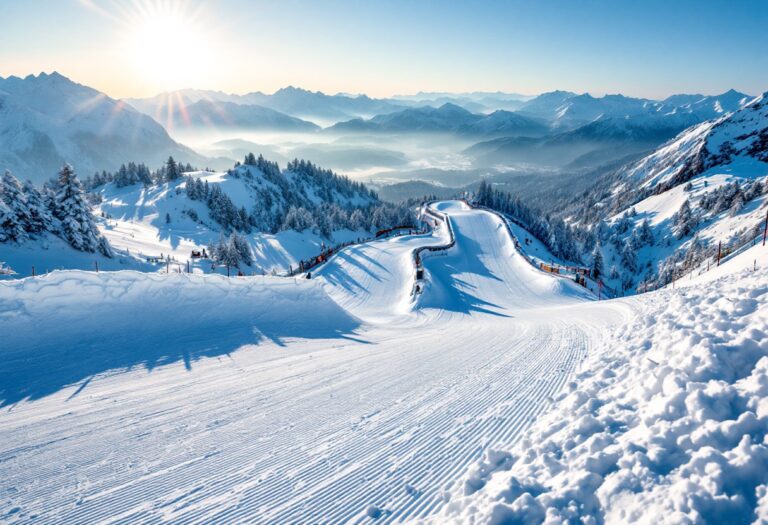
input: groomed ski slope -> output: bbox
[1,201,628,524]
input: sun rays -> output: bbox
[78,0,218,95]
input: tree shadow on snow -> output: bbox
[0,287,366,408]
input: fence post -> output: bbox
[717,241,722,267]
[32,265,35,277]
[187,260,190,274]
[763,209,768,246]
[94,260,99,273]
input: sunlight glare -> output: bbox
[127,1,212,92]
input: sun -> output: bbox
[124,1,212,92]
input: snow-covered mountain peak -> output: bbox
[0,73,202,183]
[620,92,767,190]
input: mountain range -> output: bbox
[326,103,549,138]
[515,89,751,130]
[162,99,320,132]
[464,91,753,168]
[0,72,205,183]
[0,71,760,184]
[561,90,768,292]
[126,86,406,127]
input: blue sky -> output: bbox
[0,0,766,98]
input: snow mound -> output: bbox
[432,265,768,524]
[0,270,360,406]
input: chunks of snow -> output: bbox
[433,264,768,524]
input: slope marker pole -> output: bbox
[763,209,768,246]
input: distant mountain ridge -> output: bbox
[464,90,755,168]
[163,99,319,132]
[127,86,407,126]
[0,72,205,183]
[517,89,752,130]
[326,103,549,138]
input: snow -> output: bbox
[430,251,768,524]
[91,175,372,277]
[0,72,197,183]
[0,201,622,523]
[0,201,763,523]
[598,96,768,295]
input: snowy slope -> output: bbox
[432,251,768,524]
[0,201,628,523]
[0,72,204,183]
[578,92,768,294]
[417,201,590,314]
[621,91,768,190]
[93,166,377,276]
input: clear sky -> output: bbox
[1,0,766,99]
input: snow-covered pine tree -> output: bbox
[638,218,654,246]
[230,232,253,266]
[1,170,31,240]
[673,199,697,239]
[620,239,638,272]
[165,156,180,182]
[729,191,746,217]
[210,233,240,269]
[54,164,112,256]
[22,180,53,234]
[590,242,604,279]
[0,199,25,242]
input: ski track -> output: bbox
[0,201,628,524]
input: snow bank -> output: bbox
[0,270,361,406]
[432,265,768,524]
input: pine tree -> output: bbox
[22,180,52,234]
[590,242,604,279]
[673,199,697,239]
[54,164,111,256]
[165,156,180,182]
[230,232,252,265]
[0,200,25,242]
[1,170,31,239]
[638,218,654,246]
[729,191,745,217]
[620,239,637,272]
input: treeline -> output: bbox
[474,180,584,262]
[0,166,111,256]
[85,157,198,189]
[563,169,767,292]
[185,153,416,238]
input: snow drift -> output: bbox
[432,258,768,524]
[0,270,360,407]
